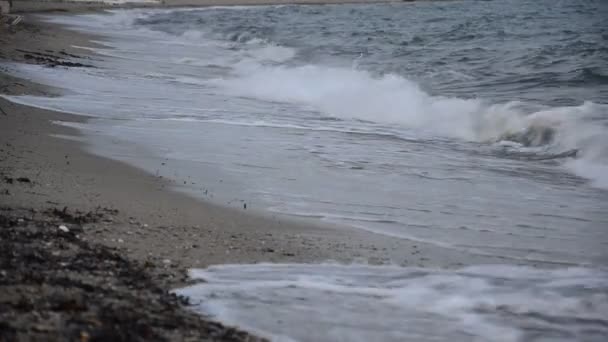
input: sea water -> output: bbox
[2,1,607,340]
[176,263,608,342]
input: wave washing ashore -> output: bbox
[2,0,608,341]
[177,264,608,342]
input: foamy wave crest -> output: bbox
[216,63,608,188]
[177,263,608,342]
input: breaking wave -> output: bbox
[215,63,608,187]
[177,263,608,342]
[11,6,608,189]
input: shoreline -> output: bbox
[1,12,516,272]
[9,0,420,14]
[0,8,549,341]
[0,93,513,274]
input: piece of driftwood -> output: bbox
[9,14,21,26]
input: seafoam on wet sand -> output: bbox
[177,263,608,342]
[2,1,607,340]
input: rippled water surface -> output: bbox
[177,263,608,342]
[3,1,607,265]
[4,1,608,340]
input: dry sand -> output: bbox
[1,7,515,341]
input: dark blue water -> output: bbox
[137,0,608,106]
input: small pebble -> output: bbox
[58,225,69,233]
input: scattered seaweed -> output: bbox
[0,208,265,342]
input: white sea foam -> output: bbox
[566,159,608,190]
[176,263,608,342]
[4,8,607,192]
[2,7,606,269]
[220,63,601,142]
[36,10,608,191]
[213,63,608,187]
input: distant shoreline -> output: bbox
[9,0,419,13]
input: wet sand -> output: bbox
[1,10,511,341]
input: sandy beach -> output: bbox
[0,7,518,341]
